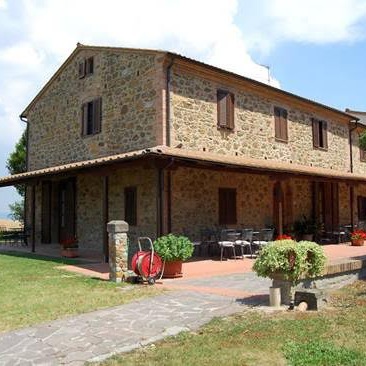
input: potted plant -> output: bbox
[253,239,326,305]
[153,234,194,278]
[293,216,319,241]
[350,230,366,246]
[60,237,79,258]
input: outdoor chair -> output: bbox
[200,228,218,257]
[234,228,253,258]
[252,228,274,253]
[218,229,239,261]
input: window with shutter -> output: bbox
[125,187,137,225]
[78,61,85,79]
[274,106,288,142]
[218,188,237,225]
[217,90,235,130]
[360,138,366,162]
[85,57,94,75]
[358,196,366,220]
[78,56,94,78]
[81,98,102,136]
[312,118,328,149]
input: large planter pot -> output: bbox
[302,234,314,241]
[61,248,79,258]
[163,260,183,278]
[351,239,364,246]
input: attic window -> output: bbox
[78,56,94,78]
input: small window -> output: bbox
[85,57,94,75]
[218,188,237,225]
[358,196,366,220]
[274,106,288,142]
[217,90,235,130]
[125,187,137,226]
[81,98,102,136]
[360,138,366,162]
[312,118,328,149]
[78,56,94,78]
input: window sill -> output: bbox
[313,146,328,152]
[275,138,288,144]
[81,132,101,138]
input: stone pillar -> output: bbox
[107,220,129,283]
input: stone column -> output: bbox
[107,220,129,282]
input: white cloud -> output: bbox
[0,42,44,67]
[0,0,6,9]
[240,0,366,53]
[20,0,272,84]
[267,0,366,44]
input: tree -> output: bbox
[6,129,27,222]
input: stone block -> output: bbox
[107,220,129,234]
[294,289,327,310]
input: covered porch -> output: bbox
[1,146,366,264]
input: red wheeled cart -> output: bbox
[131,237,163,285]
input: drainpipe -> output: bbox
[166,56,175,147]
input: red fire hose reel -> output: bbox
[131,237,163,285]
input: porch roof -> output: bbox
[0,146,365,187]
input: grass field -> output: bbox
[0,252,161,333]
[96,280,366,366]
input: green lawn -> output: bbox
[97,281,366,366]
[0,252,161,332]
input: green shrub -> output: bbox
[253,239,326,283]
[154,234,194,262]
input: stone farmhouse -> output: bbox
[1,43,366,260]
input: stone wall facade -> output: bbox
[170,68,350,172]
[27,49,163,171]
[170,166,316,240]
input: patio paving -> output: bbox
[0,274,270,365]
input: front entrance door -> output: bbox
[313,182,339,233]
[273,181,293,236]
[59,179,76,242]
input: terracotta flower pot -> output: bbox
[61,248,79,258]
[351,239,364,246]
[162,260,183,278]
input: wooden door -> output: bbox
[313,182,339,232]
[41,181,52,243]
[59,179,76,242]
[273,181,284,236]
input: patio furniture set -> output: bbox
[191,228,274,261]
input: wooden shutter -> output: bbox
[358,196,366,220]
[219,188,237,225]
[41,181,52,244]
[78,61,85,79]
[274,107,288,141]
[217,90,227,128]
[81,103,88,135]
[125,187,137,226]
[312,118,319,148]
[321,121,328,149]
[281,108,288,141]
[227,93,235,129]
[274,107,281,139]
[93,98,102,133]
[86,57,94,75]
[360,147,366,161]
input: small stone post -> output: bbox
[107,220,129,282]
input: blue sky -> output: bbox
[1,0,366,218]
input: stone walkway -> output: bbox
[0,273,271,366]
